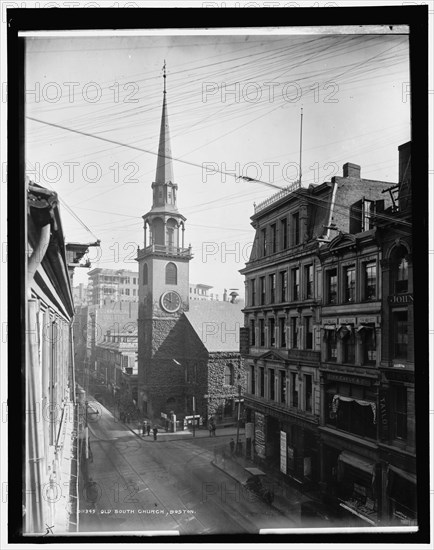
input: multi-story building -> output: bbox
[240,162,393,493]
[315,145,415,527]
[189,283,219,301]
[25,182,92,533]
[87,268,139,305]
[94,327,138,411]
[375,141,416,526]
[73,283,88,306]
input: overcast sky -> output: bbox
[25,29,411,295]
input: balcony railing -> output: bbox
[254,180,301,214]
[143,244,192,256]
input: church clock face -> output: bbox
[160,290,181,313]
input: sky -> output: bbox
[24,28,411,296]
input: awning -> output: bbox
[357,324,375,332]
[332,394,376,423]
[338,451,376,476]
[388,465,416,485]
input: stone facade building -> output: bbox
[240,160,394,504]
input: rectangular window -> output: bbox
[250,366,256,395]
[260,277,266,305]
[280,371,286,403]
[269,317,276,347]
[292,267,300,301]
[362,199,375,231]
[364,261,377,300]
[305,317,313,350]
[344,266,356,303]
[133,289,136,296]
[281,218,288,250]
[279,317,286,348]
[327,269,337,304]
[269,273,276,304]
[326,329,337,361]
[305,264,314,299]
[393,311,408,359]
[291,317,298,349]
[250,279,256,306]
[363,325,376,365]
[280,270,287,302]
[342,327,356,364]
[292,212,300,245]
[291,372,298,408]
[259,319,265,347]
[259,367,265,397]
[271,223,277,253]
[304,374,312,413]
[261,228,267,256]
[269,369,275,400]
[250,319,256,346]
[125,289,130,296]
[393,385,407,439]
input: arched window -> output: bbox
[224,363,234,386]
[143,263,148,285]
[391,246,409,294]
[165,262,177,285]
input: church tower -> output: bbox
[136,64,193,416]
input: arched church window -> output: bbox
[166,262,177,285]
[224,363,234,386]
[143,264,148,285]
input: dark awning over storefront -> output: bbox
[338,451,376,476]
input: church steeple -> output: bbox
[152,61,178,212]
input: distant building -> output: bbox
[94,326,138,410]
[87,267,139,305]
[189,283,218,301]
[73,282,88,306]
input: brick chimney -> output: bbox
[398,141,411,184]
[343,162,361,179]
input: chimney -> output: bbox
[398,141,411,184]
[343,163,361,179]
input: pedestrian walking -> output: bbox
[147,424,151,437]
[229,438,235,455]
[142,420,147,436]
[208,423,212,437]
[212,423,216,437]
[153,426,158,440]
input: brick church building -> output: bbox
[136,67,245,425]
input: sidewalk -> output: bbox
[211,452,328,524]
[125,423,245,442]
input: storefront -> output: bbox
[337,451,379,525]
[386,465,417,526]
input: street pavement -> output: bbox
[79,396,299,535]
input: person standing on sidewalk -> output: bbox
[147,424,151,437]
[142,420,147,436]
[153,426,158,440]
[211,421,216,437]
[229,438,235,455]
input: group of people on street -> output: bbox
[142,420,158,440]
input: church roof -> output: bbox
[184,300,244,353]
